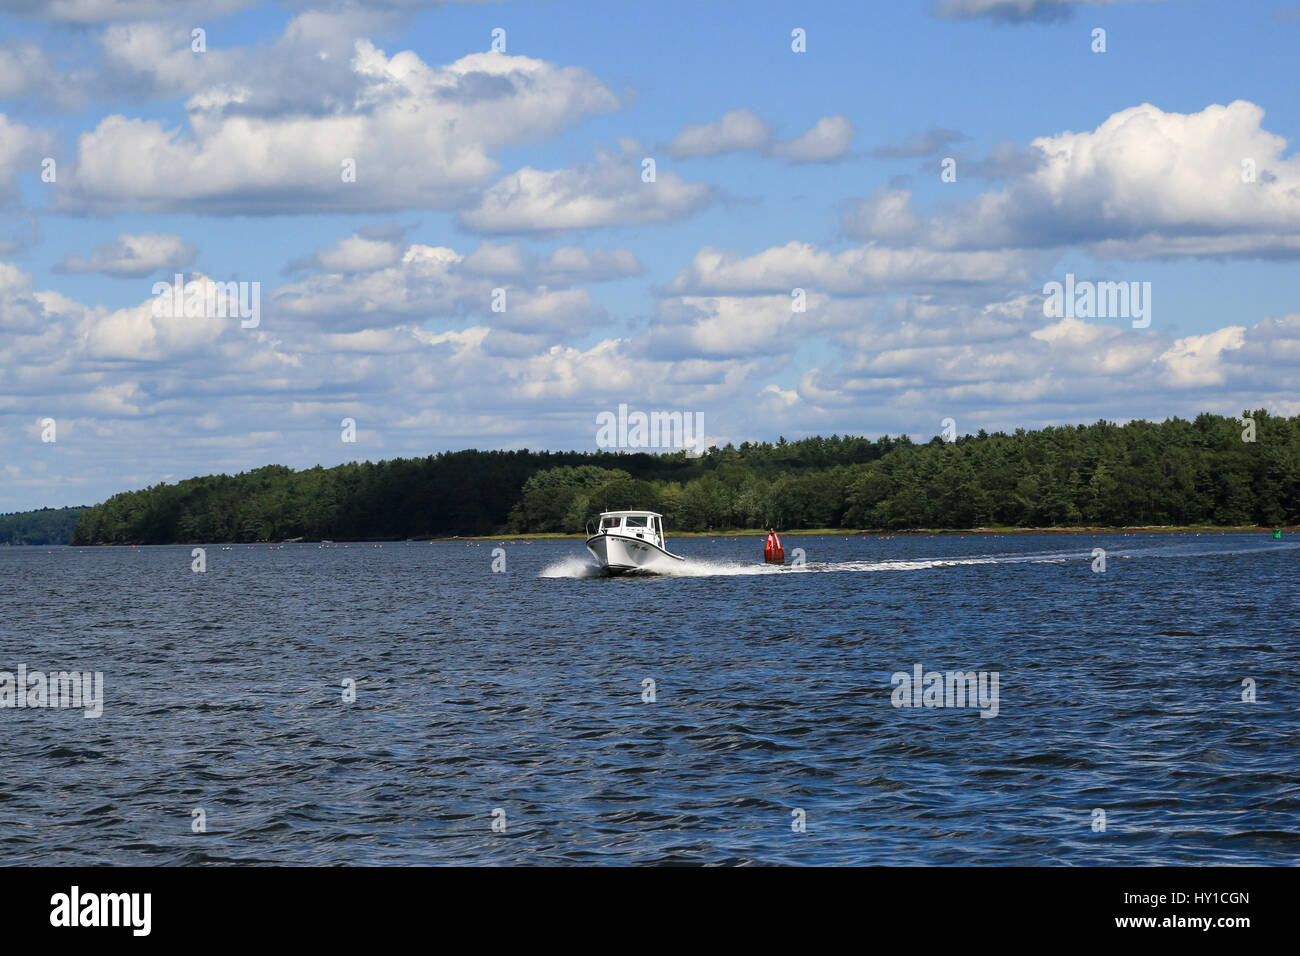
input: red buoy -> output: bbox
[764,528,785,564]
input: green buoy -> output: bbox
[1273,529,1282,539]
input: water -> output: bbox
[1,533,1297,865]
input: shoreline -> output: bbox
[27,525,1290,547]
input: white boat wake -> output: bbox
[539,555,608,578]
[540,539,1297,579]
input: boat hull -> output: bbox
[585,533,685,574]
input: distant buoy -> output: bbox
[764,529,785,565]
[1273,528,1282,539]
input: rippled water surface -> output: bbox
[2,532,1297,865]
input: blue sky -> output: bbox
[2,0,1300,510]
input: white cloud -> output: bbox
[770,115,855,163]
[290,234,406,274]
[1157,326,1247,387]
[98,22,246,100]
[459,243,643,284]
[0,113,53,202]
[60,42,619,214]
[2,251,1298,511]
[0,42,87,108]
[0,0,254,23]
[648,294,826,359]
[55,232,197,277]
[841,187,924,242]
[798,294,1291,429]
[666,109,854,163]
[666,109,771,159]
[0,260,49,332]
[458,143,713,234]
[82,276,233,361]
[912,101,1300,258]
[273,238,618,335]
[2,15,1298,516]
[667,240,1037,295]
[0,1,500,24]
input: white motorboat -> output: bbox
[584,510,686,574]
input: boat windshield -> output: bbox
[624,516,649,528]
[601,516,622,530]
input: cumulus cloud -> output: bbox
[0,9,412,111]
[97,8,413,110]
[273,238,620,335]
[666,108,770,159]
[950,141,1052,182]
[0,260,49,332]
[666,240,1037,296]
[769,115,855,163]
[0,266,280,379]
[666,109,854,163]
[59,41,619,214]
[797,293,1291,431]
[2,12,1296,513]
[0,256,633,426]
[0,41,89,109]
[55,232,198,277]
[0,113,53,203]
[841,187,925,243]
[459,243,643,284]
[0,0,497,24]
[98,22,233,99]
[82,274,237,361]
[858,101,1300,260]
[1156,326,1248,387]
[286,232,406,274]
[3,248,1298,511]
[647,294,828,359]
[457,142,713,234]
[0,0,255,23]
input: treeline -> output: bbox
[71,449,710,545]
[508,411,1298,532]
[0,506,88,546]
[68,411,1299,544]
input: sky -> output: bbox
[2,0,1300,511]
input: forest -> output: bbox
[49,411,1300,545]
[0,506,88,546]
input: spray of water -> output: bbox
[539,555,606,578]
[539,538,1296,580]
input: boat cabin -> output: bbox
[595,510,667,548]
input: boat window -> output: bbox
[602,516,621,529]
[624,516,648,528]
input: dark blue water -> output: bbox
[2,533,1297,865]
